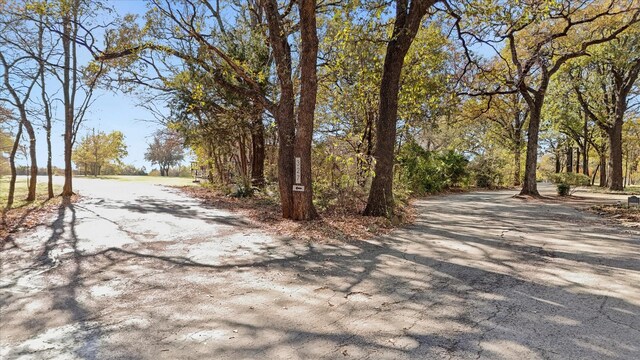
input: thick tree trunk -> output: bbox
[364,49,405,216]
[6,123,23,209]
[250,114,265,188]
[364,0,434,216]
[290,0,319,220]
[264,0,318,220]
[555,154,561,173]
[607,119,624,191]
[520,100,542,196]
[576,148,580,173]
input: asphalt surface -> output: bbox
[1,178,639,359]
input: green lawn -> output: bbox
[75,175,198,187]
[0,176,62,209]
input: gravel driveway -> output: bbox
[1,178,639,359]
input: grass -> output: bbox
[588,184,640,195]
[0,176,62,209]
[74,175,198,187]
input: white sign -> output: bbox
[295,157,301,184]
[293,185,305,192]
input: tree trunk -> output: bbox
[582,114,589,176]
[592,164,599,186]
[263,0,318,220]
[520,99,543,196]
[555,154,561,173]
[61,11,74,197]
[6,123,23,209]
[575,147,580,173]
[365,0,433,216]
[19,108,38,202]
[250,114,266,188]
[290,0,319,220]
[599,154,607,187]
[566,147,573,173]
[607,119,624,191]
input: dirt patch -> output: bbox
[589,204,640,227]
[176,186,414,242]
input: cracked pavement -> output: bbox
[1,178,639,359]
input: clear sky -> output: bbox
[17,0,171,171]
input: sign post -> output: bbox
[293,157,304,192]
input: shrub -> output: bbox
[551,172,591,196]
[397,141,469,195]
[557,183,571,196]
[468,155,506,188]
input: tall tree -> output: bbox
[0,20,41,202]
[364,0,439,216]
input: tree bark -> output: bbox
[291,0,319,220]
[19,108,38,202]
[250,114,266,188]
[6,123,23,209]
[607,112,624,191]
[61,10,74,196]
[576,147,580,174]
[263,0,319,220]
[566,146,573,173]
[520,97,543,196]
[599,154,607,187]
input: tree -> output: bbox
[98,0,321,220]
[73,130,127,177]
[364,0,439,216]
[570,26,640,190]
[456,0,640,196]
[0,3,43,202]
[145,130,184,177]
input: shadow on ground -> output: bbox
[1,189,639,359]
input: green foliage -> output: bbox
[551,172,591,187]
[552,172,591,195]
[468,155,506,188]
[73,130,128,176]
[557,183,571,196]
[397,141,469,195]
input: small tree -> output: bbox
[73,130,127,176]
[145,130,184,177]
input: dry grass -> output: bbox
[177,186,415,242]
[589,204,640,228]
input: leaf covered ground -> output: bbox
[177,186,415,242]
[589,204,640,227]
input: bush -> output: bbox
[397,141,469,195]
[468,155,506,188]
[557,183,571,196]
[551,172,591,187]
[551,172,590,196]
